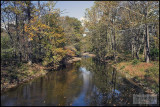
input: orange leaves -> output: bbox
[55,48,66,54]
[52,48,67,60]
[65,49,75,57]
[24,24,34,40]
[53,48,76,58]
[24,24,29,32]
[55,33,62,38]
[24,16,50,40]
[57,38,65,44]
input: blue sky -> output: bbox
[1,1,94,28]
[55,1,94,20]
[32,1,94,20]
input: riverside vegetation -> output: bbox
[1,1,83,92]
[82,1,159,94]
[1,1,159,97]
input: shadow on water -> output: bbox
[1,57,158,106]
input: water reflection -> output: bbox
[1,57,156,106]
[72,67,92,106]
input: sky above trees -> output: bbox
[53,1,94,20]
[1,1,94,28]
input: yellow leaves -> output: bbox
[24,24,29,32]
[30,16,38,23]
[65,49,76,57]
[44,32,49,35]
[55,48,65,53]
[40,24,50,29]
[52,48,67,59]
[24,16,51,40]
[57,38,65,43]
[55,34,61,38]
[53,33,63,38]
[29,37,33,41]
[50,31,55,34]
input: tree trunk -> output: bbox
[145,24,150,63]
[113,29,116,62]
[142,30,146,61]
[135,29,142,60]
[143,44,146,61]
[15,13,22,62]
[131,39,135,59]
[136,44,141,60]
[27,1,32,65]
[144,5,150,63]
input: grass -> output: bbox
[1,63,47,92]
[131,59,140,65]
[115,60,159,94]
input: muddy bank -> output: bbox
[1,56,82,93]
[66,57,82,63]
[1,63,48,93]
[81,52,96,57]
[1,56,81,93]
[65,53,96,64]
[111,61,159,94]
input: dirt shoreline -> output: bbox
[66,57,81,63]
[1,56,82,93]
[111,61,158,94]
[66,53,96,64]
[1,63,48,93]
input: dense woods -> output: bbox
[1,1,83,68]
[1,1,159,106]
[83,1,159,63]
[1,1,159,66]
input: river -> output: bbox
[1,57,155,106]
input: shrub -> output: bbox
[145,66,159,78]
[76,51,80,56]
[120,66,125,70]
[132,59,140,65]
[1,35,15,65]
[42,61,48,66]
[124,51,130,55]
[150,48,159,61]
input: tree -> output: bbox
[1,1,69,68]
[60,16,83,55]
[84,1,159,62]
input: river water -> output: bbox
[1,57,155,106]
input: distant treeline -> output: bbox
[83,1,159,62]
[1,1,83,67]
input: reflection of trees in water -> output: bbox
[43,65,83,106]
[1,78,48,106]
[1,64,84,106]
[71,67,93,106]
[80,58,144,106]
[1,58,147,106]
[80,57,119,105]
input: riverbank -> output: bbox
[66,57,82,63]
[1,63,48,93]
[81,52,96,57]
[112,60,159,94]
[1,56,83,93]
[65,53,96,63]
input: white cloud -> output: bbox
[79,17,85,21]
[79,17,89,22]
[79,17,89,26]
[83,34,86,37]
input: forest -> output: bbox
[1,1,159,106]
[83,1,159,62]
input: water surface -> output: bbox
[1,57,152,106]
